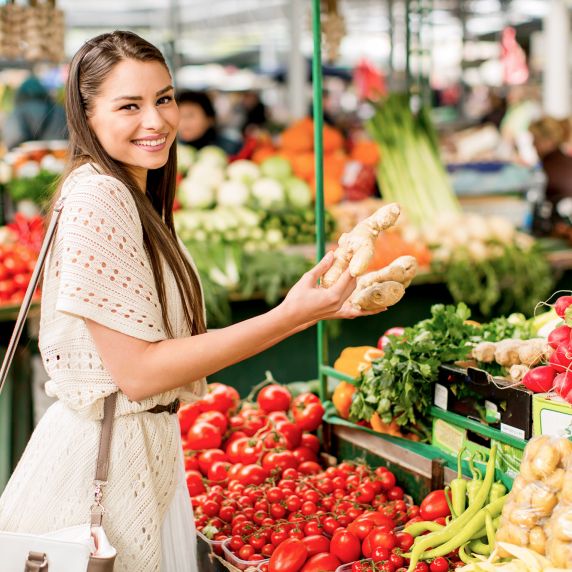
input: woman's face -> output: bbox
[88,59,179,189]
[177,102,213,142]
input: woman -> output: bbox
[0,31,379,571]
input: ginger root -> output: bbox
[356,255,418,290]
[322,203,401,288]
[351,281,405,312]
[350,256,417,311]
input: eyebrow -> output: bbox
[112,85,174,102]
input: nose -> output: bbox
[141,104,166,131]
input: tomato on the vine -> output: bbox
[257,384,292,413]
[291,393,325,432]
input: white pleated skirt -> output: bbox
[160,433,198,572]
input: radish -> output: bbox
[554,371,572,400]
[549,343,572,373]
[547,325,572,350]
[554,295,572,319]
[522,365,557,393]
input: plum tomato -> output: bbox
[330,530,361,563]
[268,538,308,572]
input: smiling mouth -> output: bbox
[132,136,167,147]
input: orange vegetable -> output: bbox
[350,140,380,167]
[290,152,315,182]
[252,146,276,164]
[370,413,403,437]
[323,124,344,153]
[332,381,356,419]
[333,346,384,378]
[311,176,344,206]
[323,151,347,180]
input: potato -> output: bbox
[531,485,558,516]
[532,445,561,480]
[519,459,537,483]
[504,522,530,546]
[555,438,572,468]
[561,471,572,503]
[545,468,565,492]
[525,435,552,460]
[552,510,572,541]
[547,538,572,568]
[510,507,539,528]
[511,475,528,497]
[529,526,547,555]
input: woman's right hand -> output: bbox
[280,251,367,327]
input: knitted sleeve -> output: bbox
[55,175,166,342]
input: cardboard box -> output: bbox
[434,365,534,440]
[532,393,572,437]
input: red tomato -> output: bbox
[362,528,396,557]
[236,464,269,486]
[178,402,202,435]
[186,422,222,450]
[263,450,298,473]
[292,446,318,464]
[330,530,361,563]
[226,437,263,464]
[196,410,228,433]
[183,453,200,471]
[378,471,396,491]
[348,518,376,540]
[197,449,228,475]
[356,513,395,530]
[419,490,452,521]
[185,470,205,496]
[257,384,292,413]
[291,394,324,432]
[300,553,341,572]
[207,461,231,483]
[371,546,390,563]
[262,430,289,450]
[388,486,404,501]
[297,461,321,475]
[202,383,240,414]
[395,531,414,551]
[274,420,302,449]
[269,538,309,572]
[300,433,320,453]
[301,535,330,556]
[429,557,449,572]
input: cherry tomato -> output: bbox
[395,531,414,551]
[185,470,205,496]
[195,410,228,434]
[420,490,452,521]
[197,449,228,475]
[300,433,320,453]
[429,557,449,572]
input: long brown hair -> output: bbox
[53,30,205,338]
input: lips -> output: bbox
[132,136,167,148]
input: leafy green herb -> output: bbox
[441,243,554,317]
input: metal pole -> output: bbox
[405,0,411,94]
[168,0,182,74]
[287,0,307,120]
[311,0,328,401]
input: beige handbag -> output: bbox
[0,198,117,571]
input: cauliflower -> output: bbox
[177,178,215,209]
[217,180,250,207]
[251,178,285,209]
[197,145,228,168]
[227,160,260,184]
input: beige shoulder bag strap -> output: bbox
[0,197,117,571]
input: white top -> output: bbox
[0,163,206,572]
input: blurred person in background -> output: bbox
[238,90,268,136]
[3,74,67,149]
[529,116,572,236]
[176,90,240,154]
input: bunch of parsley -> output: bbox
[348,303,521,441]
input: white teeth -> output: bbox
[133,137,166,147]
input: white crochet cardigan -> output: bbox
[0,163,206,571]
